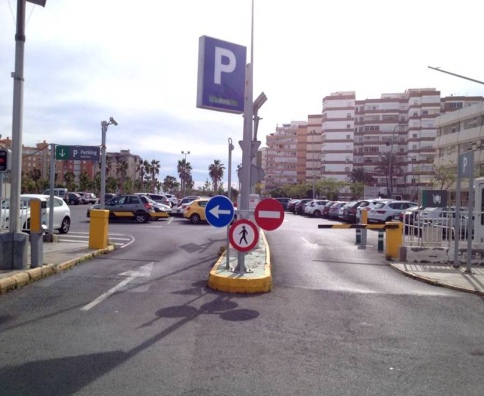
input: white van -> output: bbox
[43,188,68,199]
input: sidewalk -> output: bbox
[389,261,484,296]
[0,241,114,294]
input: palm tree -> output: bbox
[347,167,375,185]
[150,159,160,192]
[208,159,225,193]
[374,152,405,197]
[177,158,192,196]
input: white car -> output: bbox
[0,194,71,234]
[304,199,329,217]
[356,198,388,223]
[367,200,418,223]
[164,193,178,207]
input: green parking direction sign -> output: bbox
[55,145,100,161]
[55,145,70,160]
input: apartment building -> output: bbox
[435,101,484,203]
[262,88,484,198]
[263,121,305,190]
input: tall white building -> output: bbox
[262,89,483,199]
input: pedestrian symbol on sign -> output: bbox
[229,219,259,252]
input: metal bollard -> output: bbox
[355,228,361,244]
[377,230,384,252]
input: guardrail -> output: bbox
[401,208,477,248]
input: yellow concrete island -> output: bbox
[208,231,272,294]
[89,209,109,250]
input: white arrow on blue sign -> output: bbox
[205,195,235,228]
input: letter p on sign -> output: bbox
[214,47,236,84]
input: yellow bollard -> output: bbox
[89,210,109,249]
[385,221,403,260]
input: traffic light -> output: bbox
[0,149,9,172]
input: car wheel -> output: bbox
[313,210,321,217]
[190,214,201,224]
[59,216,70,234]
[135,213,149,223]
[70,199,76,205]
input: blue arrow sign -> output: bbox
[205,195,234,228]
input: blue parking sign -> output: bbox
[205,195,235,228]
[197,36,246,114]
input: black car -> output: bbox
[65,192,82,205]
[294,199,313,215]
[287,199,300,213]
[275,197,291,210]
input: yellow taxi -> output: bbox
[183,198,210,224]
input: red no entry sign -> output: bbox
[229,219,259,252]
[254,198,284,231]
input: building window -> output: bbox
[347,113,351,118]
[345,167,350,172]
[346,134,351,139]
[413,134,417,138]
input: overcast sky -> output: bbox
[1,0,483,189]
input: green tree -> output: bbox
[64,171,77,192]
[432,163,457,190]
[347,167,375,185]
[177,158,192,195]
[150,159,161,192]
[374,152,405,196]
[162,175,180,192]
[208,159,225,193]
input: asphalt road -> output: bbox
[1,208,484,395]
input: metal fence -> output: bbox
[402,208,478,248]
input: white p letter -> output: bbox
[214,47,236,85]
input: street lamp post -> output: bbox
[309,130,317,199]
[100,117,118,209]
[0,0,46,270]
[181,150,190,197]
[387,124,403,198]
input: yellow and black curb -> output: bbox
[0,245,115,295]
[208,231,272,294]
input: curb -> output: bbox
[0,245,115,295]
[388,263,484,297]
[208,232,272,294]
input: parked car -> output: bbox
[43,188,68,200]
[164,193,178,207]
[136,193,170,207]
[328,201,347,220]
[275,197,291,210]
[287,199,300,213]
[321,201,335,218]
[82,192,97,204]
[355,198,387,223]
[172,196,204,216]
[341,200,363,223]
[87,194,168,223]
[367,200,418,223]
[395,205,423,234]
[304,199,329,217]
[183,198,210,224]
[65,192,83,205]
[294,199,313,215]
[1,194,71,234]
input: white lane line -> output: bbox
[81,263,153,311]
[301,237,318,248]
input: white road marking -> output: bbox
[301,237,318,248]
[81,263,153,311]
